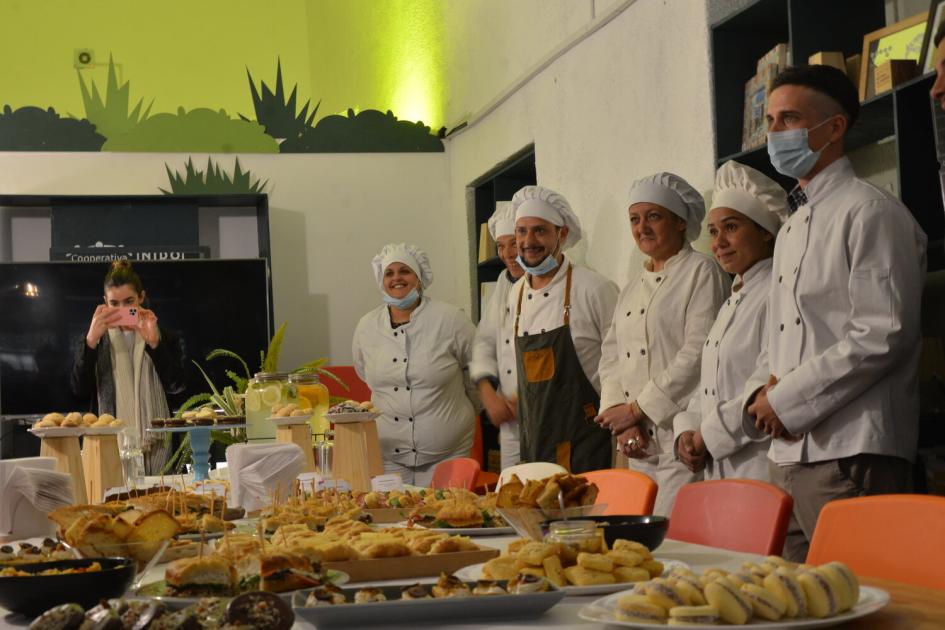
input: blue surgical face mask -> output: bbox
[516,229,562,276]
[767,117,834,179]
[382,287,420,309]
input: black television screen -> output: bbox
[0,259,272,416]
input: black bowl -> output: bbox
[585,515,669,550]
[0,557,135,616]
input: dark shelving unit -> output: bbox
[711,0,943,271]
[468,147,536,474]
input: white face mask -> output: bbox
[767,117,834,179]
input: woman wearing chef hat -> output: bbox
[597,172,730,516]
[673,160,788,482]
[352,243,478,486]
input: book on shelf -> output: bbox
[478,223,497,263]
[742,63,779,151]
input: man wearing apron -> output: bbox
[506,185,619,473]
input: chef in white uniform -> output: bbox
[507,185,619,473]
[597,172,730,516]
[471,202,525,470]
[672,161,787,482]
[352,243,478,486]
[742,65,926,561]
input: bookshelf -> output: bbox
[711,0,943,271]
[468,146,536,474]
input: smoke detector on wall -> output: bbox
[74,49,95,69]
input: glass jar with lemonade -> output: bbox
[288,371,330,441]
[244,372,299,441]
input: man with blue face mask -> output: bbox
[507,185,619,473]
[742,65,928,561]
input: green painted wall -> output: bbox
[0,0,445,130]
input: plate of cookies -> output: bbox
[455,537,683,597]
[31,411,125,437]
[292,573,565,628]
[577,560,889,628]
[326,400,380,424]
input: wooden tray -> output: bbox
[323,547,499,583]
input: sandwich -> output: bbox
[238,551,322,593]
[433,501,484,528]
[165,556,235,597]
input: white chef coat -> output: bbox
[742,157,927,464]
[506,255,619,394]
[352,297,477,468]
[673,258,773,482]
[599,245,728,516]
[470,270,521,470]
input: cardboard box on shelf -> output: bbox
[808,51,846,71]
[478,223,497,263]
[845,54,862,86]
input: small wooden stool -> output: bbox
[81,434,124,503]
[276,422,316,473]
[332,419,383,492]
[39,436,88,504]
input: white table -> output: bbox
[0,536,759,628]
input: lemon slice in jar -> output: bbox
[245,387,261,412]
[260,384,283,407]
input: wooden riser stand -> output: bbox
[39,436,88,504]
[332,420,384,492]
[275,423,317,473]
[81,434,125,503]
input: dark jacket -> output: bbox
[70,327,187,414]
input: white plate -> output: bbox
[269,415,313,426]
[326,411,379,423]
[577,584,890,628]
[415,525,516,537]
[135,569,349,609]
[83,425,124,435]
[29,427,84,438]
[454,559,689,597]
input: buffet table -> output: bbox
[3,536,943,629]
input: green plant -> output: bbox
[160,156,267,194]
[279,108,444,153]
[76,55,153,139]
[162,322,348,474]
[0,105,105,151]
[103,107,279,153]
[240,58,319,140]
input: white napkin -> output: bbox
[225,443,305,512]
[0,458,74,537]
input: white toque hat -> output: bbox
[487,201,515,240]
[371,243,433,290]
[627,172,706,242]
[711,160,788,236]
[511,185,583,249]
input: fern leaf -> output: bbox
[262,321,287,373]
[206,348,251,379]
[175,392,213,417]
[192,360,223,400]
[316,367,349,390]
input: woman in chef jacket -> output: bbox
[673,161,788,482]
[352,243,478,487]
[597,172,730,517]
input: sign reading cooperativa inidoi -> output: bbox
[51,243,209,262]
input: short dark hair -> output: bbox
[935,19,945,47]
[771,65,860,130]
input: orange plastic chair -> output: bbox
[321,365,372,402]
[667,479,793,555]
[582,469,658,515]
[807,494,945,590]
[469,416,499,493]
[431,457,482,491]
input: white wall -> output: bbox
[0,151,451,371]
[443,0,718,314]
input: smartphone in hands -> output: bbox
[112,307,139,328]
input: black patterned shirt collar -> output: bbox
[787,186,808,214]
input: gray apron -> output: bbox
[514,264,611,473]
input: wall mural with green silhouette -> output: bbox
[0,57,443,154]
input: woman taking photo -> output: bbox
[352,243,478,486]
[673,161,787,481]
[71,260,186,474]
[597,172,729,516]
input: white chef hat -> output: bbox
[487,201,515,240]
[371,243,433,290]
[512,185,583,249]
[711,160,788,236]
[627,172,706,242]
